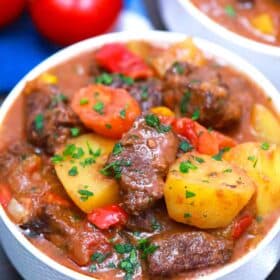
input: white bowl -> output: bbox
[0,31,280,280]
[159,0,280,90]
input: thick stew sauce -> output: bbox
[191,0,280,46]
[0,39,280,279]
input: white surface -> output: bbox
[159,0,280,90]
[0,31,280,280]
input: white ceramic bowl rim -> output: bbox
[179,0,280,57]
[0,31,280,280]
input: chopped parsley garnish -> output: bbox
[113,143,123,155]
[78,189,94,201]
[89,264,97,272]
[184,213,192,218]
[120,108,126,119]
[72,147,84,159]
[105,123,112,129]
[179,140,193,153]
[151,217,162,231]
[95,73,113,85]
[248,155,258,167]
[100,159,132,179]
[87,142,101,158]
[70,127,80,137]
[51,154,64,164]
[180,91,191,115]
[107,262,116,269]
[137,239,159,259]
[34,114,44,132]
[172,61,184,75]
[145,114,171,133]
[223,168,232,173]
[140,86,149,101]
[79,98,89,105]
[93,101,104,115]
[80,157,96,167]
[191,108,200,121]
[261,142,270,150]
[212,147,231,161]
[63,144,76,157]
[224,5,236,17]
[118,248,138,280]
[179,160,197,173]
[195,157,204,163]
[91,252,108,264]
[68,166,78,176]
[114,243,134,254]
[119,74,134,85]
[185,190,196,198]
[51,93,68,106]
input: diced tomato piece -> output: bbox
[87,204,128,230]
[0,184,12,208]
[95,43,153,79]
[232,214,253,240]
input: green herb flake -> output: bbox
[185,190,196,198]
[91,252,107,264]
[261,142,270,151]
[114,243,134,254]
[144,114,171,133]
[89,264,97,272]
[72,147,84,159]
[118,248,138,280]
[179,160,197,173]
[34,114,44,132]
[107,262,116,269]
[172,61,184,75]
[179,140,193,153]
[63,144,76,157]
[93,101,104,115]
[119,74,134,85]
[68,166,78,176]
[120,108,126,119]
[223,168,232,173]
[140,87,149,101]
[256,215,263,223]
[248,155,258,167]
[51,154,64,164]
[113,143,123,155]
[180,91,191,115]
[78,189,94,201]
[151,217,162,231]
[95,73,113,85]
[191,108,200,121]
[195,157,205,164]
[137,239,159,259]
[184,212,192,218]
[224,5,236,17]
[212,147,231,161]
[79,98,89,105]
[105,123,112,129]
[70,127,80,137]
[100,159,132,179]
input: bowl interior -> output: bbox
[0,31,279,280]
[178,0,280,57]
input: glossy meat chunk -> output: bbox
[25,83,85,154]
[147,231,233,276]
[164,62,242,129]
[106,116,179,214]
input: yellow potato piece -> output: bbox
[251,104,280,144]
[54,134,119,213]
[224,142,280,216]
[164,152,255,229]
[251,14,275,35]
[151,38,206,77]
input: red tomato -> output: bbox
[0,184,12,208]
[28,0,123,45]
[87,204,128,229]
[232,214,253,240]
[0,0,25,28]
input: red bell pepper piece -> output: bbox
[171,117,236,155]
[87,204,128,230]
[0,184,12,208]
[95,43,153,79]
[232,214,253,240]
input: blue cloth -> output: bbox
[0,0,148,93]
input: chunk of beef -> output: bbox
[106,116,179,214]
[164,62,242,129]
[25,83,85,154]
[147,231,233,276]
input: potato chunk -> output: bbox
[251,104,280,144]
[224,142,280,216]
[54,134,119,213]
[164,152,255,229]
